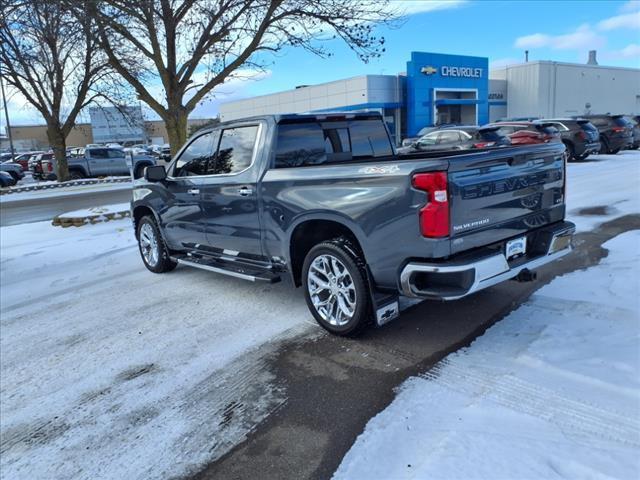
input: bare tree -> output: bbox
[90,0,394,155]
[0,0,107,181]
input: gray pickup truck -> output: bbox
[35,147,156,180]
[131,113,574,336]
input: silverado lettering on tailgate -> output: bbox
[461,169,562,200]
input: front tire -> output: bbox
[136,215,177,273]
[302,238,371,336]
[68,170,85,180]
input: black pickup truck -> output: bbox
[132,113,574,336]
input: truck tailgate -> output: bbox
[446,143,566,255]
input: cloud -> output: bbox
[619,0,640,13]
[191,69,272,118]
[395,0,467,16]
[609,43,640,58]
[514,24,605,50]
[597,10,640,30]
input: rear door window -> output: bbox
[88,148,109,160]
[349,120,393,158]
[107,149,124,158]
[275,123,326,168]
[274,119,392,168]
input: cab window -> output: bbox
[207,125,259,175]
[173,132,215,177]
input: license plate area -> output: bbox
[506,236,527,260]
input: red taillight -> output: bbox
[47,162,53,172]
[576,130,586,140]
[611,126,625,133]
[412,172,449,238]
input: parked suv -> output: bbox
[132,113,574,336]
[579,114,633,154]
[488,122,561,146]
[397,126,510,154]
[540,118,601,161]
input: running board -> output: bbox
[171,255,281,283]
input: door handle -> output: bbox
[187,188,200,195]
[238,186,253,196]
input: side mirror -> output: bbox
[144,165,166,182]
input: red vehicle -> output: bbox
[4,151,42,171]
[488,122,561,146]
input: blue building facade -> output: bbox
[406,52,489,136]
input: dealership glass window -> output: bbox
[275,123,326,168]
[207,125,259,175]
[349,120,393,158]
[173,132,215,177]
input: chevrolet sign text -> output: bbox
[441,66,483,78]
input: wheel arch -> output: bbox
[132,204,161,239]
[286,214,367,287]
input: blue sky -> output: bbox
[5,0,639,124]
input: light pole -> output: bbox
[0,72,16,159]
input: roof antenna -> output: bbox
[525,50,529,62]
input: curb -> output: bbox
[52,210,131,228]
[1,177,131,195]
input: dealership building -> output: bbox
[219,51,640,144]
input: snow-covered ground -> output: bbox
[334,154,640,479]
[0,151,638,479]
[565,150,640,232]
[0,219,319,479]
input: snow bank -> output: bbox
[334,230,640,480]
[0,180,132,204]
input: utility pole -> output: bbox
[0,72,16,159]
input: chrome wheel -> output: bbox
[139,223,159,267]
[307,254,357,327]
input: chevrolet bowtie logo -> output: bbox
[421,66,437,75]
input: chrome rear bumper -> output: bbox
[400,222,575,300]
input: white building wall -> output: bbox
[492,61,640,119]
[219,75,399,121]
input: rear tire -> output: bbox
[302,238,371,337]
[599,138,609,154]
[68,170,85,180]
[610,148,620,154]
[136,215,177,273]
[8,171,21,183]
